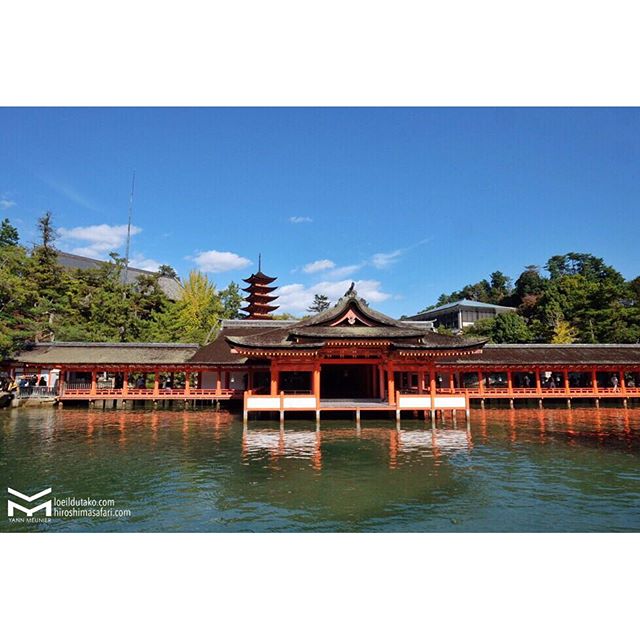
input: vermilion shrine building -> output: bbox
[5,271,640,422]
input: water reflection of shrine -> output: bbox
[242,426,473,471]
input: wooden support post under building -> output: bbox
[279,391,284,426]
[312,366,320,408]
[592,368,599,408]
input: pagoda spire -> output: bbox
[241,260,279,319]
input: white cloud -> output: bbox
[371,249,403,269]
[277,279,390,313]
[192,250,251,273]
[327,264,362,278]
[303,259,335,273]
[289,216,313,223]
[0,198,16,210]
[129,254,162,272]
[302,260,363,278]
[59,223,141,258]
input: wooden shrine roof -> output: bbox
[436,344,640,367]
[224,286,486,352]
[10,342,200,366]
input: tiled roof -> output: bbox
[56,251,184,301]
[436,344,640,366]
[408,298,516,319]
[11,342,199,365]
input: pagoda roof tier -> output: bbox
[227,283,486,353]
[241,284,278,294]
[243,293,279,304]
[242,271,277,285]
[241,303,280,314]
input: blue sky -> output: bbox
[1,107,639,316]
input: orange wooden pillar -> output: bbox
[535,368,542,394]
[563,369,570,393]
[153,370,160,395]
[620,371,626,394]
[387,364,395,403]
[216,367,222,394]
[90,369,97,396]
[270,364,279,395]
[185,370,191,395]
[506,370,513,394]
[312,365,321,403]
[378,366,385,400]
[592,368,598,393]
[122,372,128,396]
[477,370,485,394]
[449,369,455,392]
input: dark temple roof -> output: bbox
[436,344,640,367]
[225,285,486,352]
[11,342,199,365]
[57,251,184,301]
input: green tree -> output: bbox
[157,264,178,279]
[0,218,19,247]
[464,312,533,343]
[488,270,512,303]
[551,319,578,344]
[175,270,223,344]
[220,281,244,319]
[28,211,73,341]
[0,241,37,357]
[308,294,330,313]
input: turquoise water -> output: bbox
[1,407,639,532]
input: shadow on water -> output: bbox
[1,407,639,532]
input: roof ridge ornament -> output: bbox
[346,282,357,297]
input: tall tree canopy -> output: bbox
[0,214,255,357]
[425,252,640,344]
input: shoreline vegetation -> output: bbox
[2,214,639,362]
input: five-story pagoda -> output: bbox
[241,256,279,319]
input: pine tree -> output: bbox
[308,294,330,313]
[0,218,19,247]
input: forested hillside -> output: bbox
[418,254,640,344]
[0,214,243,358]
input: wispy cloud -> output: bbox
[327,264,362,278]
[59,223,140,258]
[277,279,390,313]
[0,198,16,210]
[302,259,363,279]
[371,249,404,269]
[192,250,251,274]
[370,239,429,269]
[39,175,101,212]
[289,216,313,224]
[303,259,335,273]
